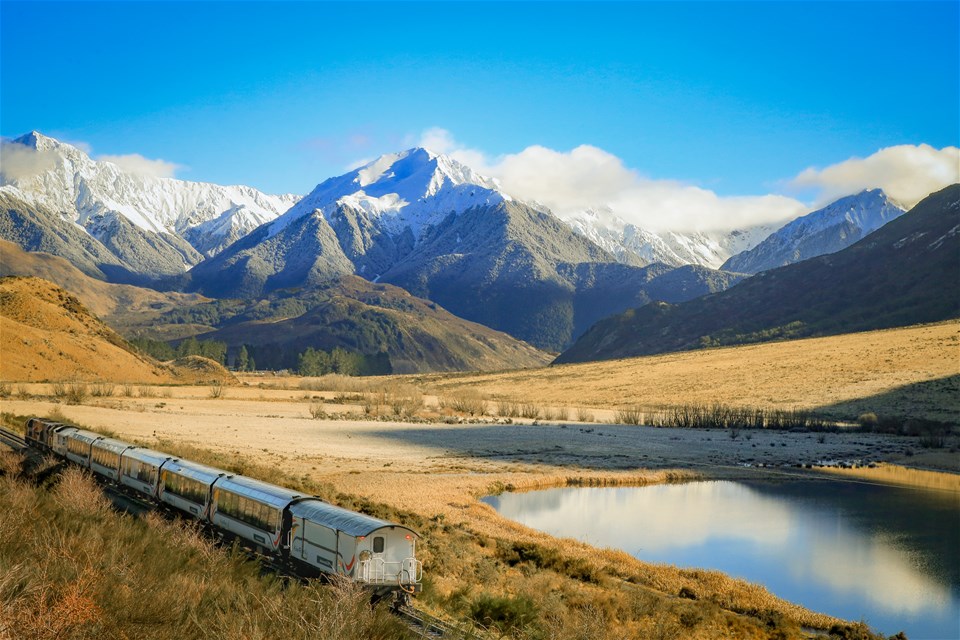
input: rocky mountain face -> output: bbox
[556,184,960,364]
[0,132,298,282]
[563,205,777,269]
[721,189,906,273]
[187,148,745,350]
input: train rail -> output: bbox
[4,423,479,640]
[0,426,28,451]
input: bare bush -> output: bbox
[615,406,644,425]
[0,382,10,398]
[209,382,225,399]
[138,385,156,398]
[446,392,486,416]
[90,382,115,397]
[65,382,89,405]
[309,403,327,419]
[520,403,541,420]
[122,383,135,397]
[497,400,520,418]
[51,381,67,399]
[16,385,31,399]
[576,407,595,423]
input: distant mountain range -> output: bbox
[556,184,960,364]
[0,132,298,282]
[184,147,745,350]
[1,131,940,363]
[721,189,906,273]
[563,205,778,269]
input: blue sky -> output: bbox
[1,1,958,215]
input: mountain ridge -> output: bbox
[556,184,960,363]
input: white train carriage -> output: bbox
[89,437,134,482]
[63,429,103,467]
[47,425,78,457]
[119,447,171,499]
[211,476,303,552]
[289,499,422,593]
[159,459,225,519]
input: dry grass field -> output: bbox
[408,320,960,423]
[2,321,957,639]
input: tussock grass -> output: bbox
[64,383,89,405]
[0,469,410,640]
[0,382,10,398]
[89,382,115,398]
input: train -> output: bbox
[24,417,422,599]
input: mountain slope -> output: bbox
[0,276,231,383]
[186,277,552,374]
[1,242,549,374]
[188,149,744,350]
[0,240,208,333]
[0,132,298,280]
[556,184,960,363]
[721,189,905,273]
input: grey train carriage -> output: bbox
[20,417,423,598]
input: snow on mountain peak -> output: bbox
[1,131,299,257]
[269,147,508,240]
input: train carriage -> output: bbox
[89,437,134,482]
[289,499,421,594]
[63,429,103,467]
[119,447,171,499]
[211,476,303,552]
[47,425,77,457]
[159,459,225,519]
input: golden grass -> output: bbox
[817,463,960,493]
[408,321,960,422]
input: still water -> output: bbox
[483,480,960,639]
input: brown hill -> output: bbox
[0,276,232,383]
[0,239,208,339]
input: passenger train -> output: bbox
[24,417,422,599]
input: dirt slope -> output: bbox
[0,276,232,383]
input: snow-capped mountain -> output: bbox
[0,132,299,279]
[721,189,906,273]
[563,206,777,269]
[187,147,745,350]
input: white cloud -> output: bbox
[790,144,960,209]
[0,141,59,182]
[418,128,807,232]
[97,153,182,178]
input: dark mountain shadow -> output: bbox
[813,374,960,424]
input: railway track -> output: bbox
[0,426,28,451]
[3,423,479,640]
[394,604,482,639]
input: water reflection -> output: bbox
[483,480,960,639]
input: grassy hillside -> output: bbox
[0,276,232,384]
[414,321,960,424]
[557,184,960,364]
[0,456,409,640]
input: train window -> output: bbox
[373,537,385,553]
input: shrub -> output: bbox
[520,403,541,420]
[309,403,327,420]
[615,406,643,425]
[209,383,225,399]
[446,393,486,416]
[0,382,10,398]
[469,593,538,635]
[576,407,595,423]
[497,401,519,418]
[90,382,115,397]
[51,381,67,399]
[65,383,89,405]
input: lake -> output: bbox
[482,479,960,639]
